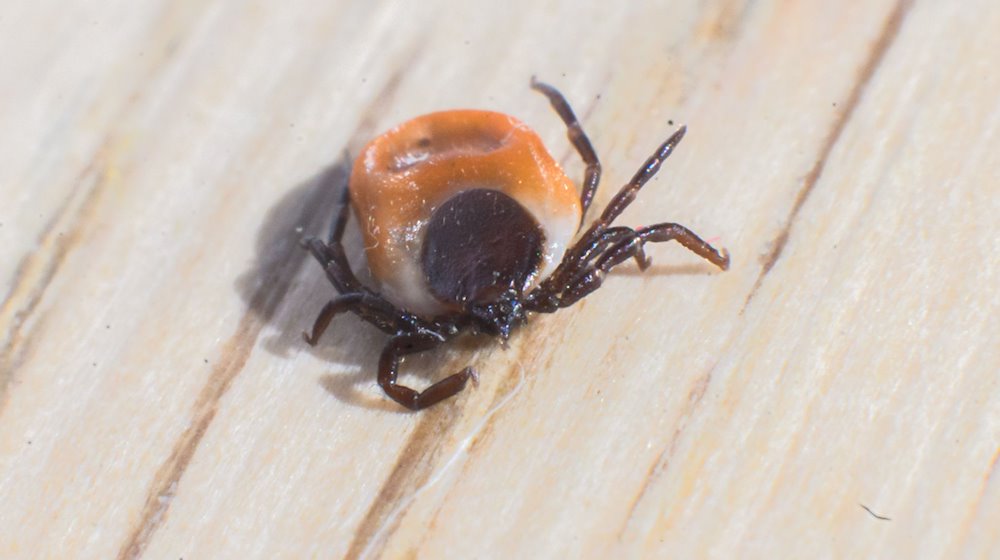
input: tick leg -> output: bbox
[302,187,362,294]
[378,333,475,410]
[530,125,726,309]
[598,126,686,225]
[530,77,602,217]
[304,288,437,343]
[637,223,729,270]
[557,235,642,307]
[527,226,642,312]
[303,294,365,345]
[304,233,422,337]
[303,236,366,295]
[564,225,654,277]
[556,222,728,308]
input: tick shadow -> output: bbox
[235,154,482,413]
[614,261,727,277]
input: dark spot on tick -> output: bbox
[422,190,543,307]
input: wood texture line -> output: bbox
[743,0,914,308]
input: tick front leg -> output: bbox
[638,223,729,270]
[378,333,475,411]
[557,235,642,307]
[556,222,728,307]
[597,127,687,226]
[541,226,644,293]
[533,127,690,309]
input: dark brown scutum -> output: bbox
[421,189,544,307]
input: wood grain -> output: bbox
[1,1,997,559]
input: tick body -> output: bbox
[303,78,729,411]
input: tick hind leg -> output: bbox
[530,77,602,216]
[378,333,475,410]
[300,187,363,293]
[303,188,413,338]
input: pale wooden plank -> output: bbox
[0,1,997,559]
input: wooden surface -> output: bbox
[1,1,997,558]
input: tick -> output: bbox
[302,78,729,410]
